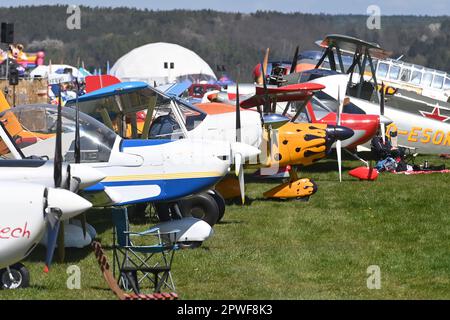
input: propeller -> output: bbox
[336,86,343,182]
[282,45,300,113]
[289,46,299,74]
[45,85,64,272]
[380,82,386,143]
[235,82,245,204]
[45,77,92,271]
[260,58,271,115]
[257,48,270,85]
[74,77,88,239]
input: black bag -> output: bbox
[371,136,392,160]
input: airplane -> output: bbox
[218,82,385,151]
[0,94,259,228]
[0,101,100,288]
[206,48,389,179]
[0,94,235,289]
[305,71,450,154]
[64,79,354,202]
[249,41,450,155]
[0,181,92,289]
[295,34,450,125]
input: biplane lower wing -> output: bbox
[240,83,325,108]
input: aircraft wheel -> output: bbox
[208,190,226,222]
[0,263,30,290]
[177,193,219,226]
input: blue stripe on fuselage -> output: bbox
[120,139,173,151]
[84,176,222,205]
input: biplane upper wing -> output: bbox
[240,83,325,108]
[317,34,392,59]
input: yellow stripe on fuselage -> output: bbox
[103,171,223,182]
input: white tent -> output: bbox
[110,42,217,86]
[30,64,91,81]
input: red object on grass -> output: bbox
[348,166,379,181]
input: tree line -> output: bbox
[0,6,448,81]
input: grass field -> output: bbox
[1,155,449,300]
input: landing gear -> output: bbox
[207,190,226,223]
[0,263,30,290]
[153,190,226,226]
[177,192,219,226]
[263,167,318,200]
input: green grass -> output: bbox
[1,155,449,300]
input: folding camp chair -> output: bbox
[111,207,179,294]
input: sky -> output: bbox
[1,0,449,16]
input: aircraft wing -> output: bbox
[240,83,325,108]
[80,183,122,207]
[316,34,392,59]
[160,80,192,97]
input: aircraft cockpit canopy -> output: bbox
[0,104,117,163]
[66,83,207,140]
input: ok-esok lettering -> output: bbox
[0,222,31,239]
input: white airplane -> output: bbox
[306,72,450,154]
[0,181,92,289]
[0,100,260,256]
[67,80,352,202]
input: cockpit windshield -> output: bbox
[68,85,206,140]
[0,104,116,163]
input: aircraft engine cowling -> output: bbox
[0,183,48,269]
[270,123,328,167]
[0,182,92,269]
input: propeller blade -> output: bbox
[336,86,343,182]
[44,188,92,271]
[337,139,342,182]
[260,49,271,114]
[290,46,299,74]
[54,86,63,188]
[238,163,245,205]
[380,82,385,116]
[381,125,386,145]
[235,153,242,177]
[57,223,65,263]
[44,220,60,273]
[73,78,87,239]
[80,213,88,239]
[236,82,241,143]
[233,152,245,204]
[74,81,81,164]
[380,82,386,143]
[337,86,342,126]
[262,48,269,81]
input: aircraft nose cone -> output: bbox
[69,164,106,190]
[46,188,92,220]
[326,124,354,142]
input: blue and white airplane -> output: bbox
[0,104,259,231]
